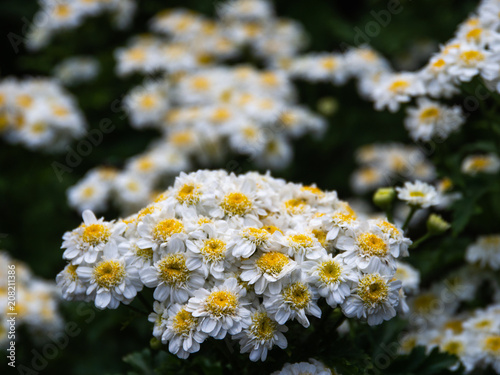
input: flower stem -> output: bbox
[409,232,433,249]
[402,206,418,232]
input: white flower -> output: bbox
[62,210,125,265]
[277,231,325,262]
[76,246,143,309]
[140,252,205,303]
[271,359,332,375]
[373,72,425,112]
[229,226,274,258]
[394,261,420,293]
[240,248,297,294]
[461,153,500,175]
[186,278,251,339]
[150,302,209,359]
[136,207,186,253]
[185,222,235,279]
[336,224,400,273]
[396,181,441,208]
[303,254,357,308]
[404,98,465,142]
[55,263,88,301]
[466,235,500,270]
[233,306,288,362]
[264,272,321,328]
[342,271,402,326]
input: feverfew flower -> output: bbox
[62,210,125,265]
[271,359,332,375]
[404,98,465,142]
[303,254,357,308]
[342,271,402,326]
[461,153,500,175]
[264,272,321,328]
[372,72,425,112]
[233,307,288,361]
[466,235,500,270]
[396,181,441,208]
[186,277,251,339]
[76,245,143,309]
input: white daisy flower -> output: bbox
[277,231,325,262]
[396,180,441,208]
[373,72,425,112]
[394,261,420,293]
[342,271,401,326]
[140,252,205,303]
[76,246,143,310]
[229,226,275,258]
[303,254,357,308]
[186,277,251,339]
[461,153,500,176]
[240,248,297,294]
[136,207,186,253]
[466,235,500,270]
[263,272,321,328]
[55,263,88,301]
[233,306,288,362]
[62,210,125,265]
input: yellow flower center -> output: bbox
[153,219,184,242]
[413,293,438,314]
[262,225,283,235]
[138,94,157,109]
[126,48,146,62]
[378,221,400,239]
[66,264,79,281]
[357,233,388,257]
[135,245,153,260]
[220,192,253,216]
[54,4,71,18]
[388,79,409,93]
[171,131,194,146]
[172,308,197,335]
[474,319,492,330]
[289,234,314,249]
[469,156,491,170]
[176,183,200,205]
[16,94,33,108]
[82,224,111,246]
[432,58,446,69]
[211,108,231,123]
[483,335,500,354]
[318,260,342,285]
[284,198,307,214]
[357,274,389,306]
[419,107,440,122]
[442,340,464,356]
[242,227,269,246]
[301,186,323,196]
[321,57,337,70]
[256,251,290,277]
[443,319,463,334]
[282,282,311,310]
[261,72,279,86]
[93,260,125,289]
[157,254,190,286]
[466,28,482,41]
[483,235,500,246]
[409,191,425,197]
[312,229,328,247]
[205,290,238,317]
[249,312,276,340]
[460,50,485,65]
[191,77,210,91]
[200,239,226,262]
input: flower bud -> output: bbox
[426,213,450,235]
[373,187,396,210]
[317,97,338,116]
[150,337,162,350]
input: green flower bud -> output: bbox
[317,97,338,116]
[150,337,162,350]
[373,187,396,210]
[426,214,450,235]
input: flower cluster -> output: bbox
[68,1,324,214]
[26,0,136,51]
[0,77,86,151]
[0,252,63,348]
[57,170,411,360]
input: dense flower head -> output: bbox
[58,169,410,360]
